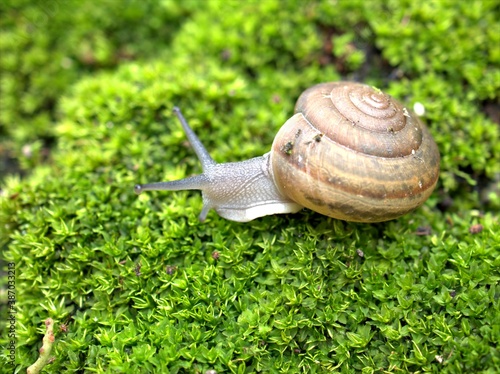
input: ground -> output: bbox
[0,1,499,373]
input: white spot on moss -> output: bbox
[414,102,425,116]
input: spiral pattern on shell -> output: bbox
[271,82,440,222]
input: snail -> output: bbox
[134,82,440,223]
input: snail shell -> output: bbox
[271,82,440,222]
[134,82,440,223]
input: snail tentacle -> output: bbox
[134,174,210,194]
[173,107,216,170]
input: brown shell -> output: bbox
[270,82,440,222]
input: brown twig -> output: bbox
[27,318,55,374]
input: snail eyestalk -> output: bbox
[134,108,214,196]
[134,175,210,195]
[172,107,215,171]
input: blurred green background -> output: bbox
[1,0,499,372]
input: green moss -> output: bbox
[0,0,199,178]
[1,0,499,373]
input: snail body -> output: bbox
[135,82,440,223]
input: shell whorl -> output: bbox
[270,82,440,222]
